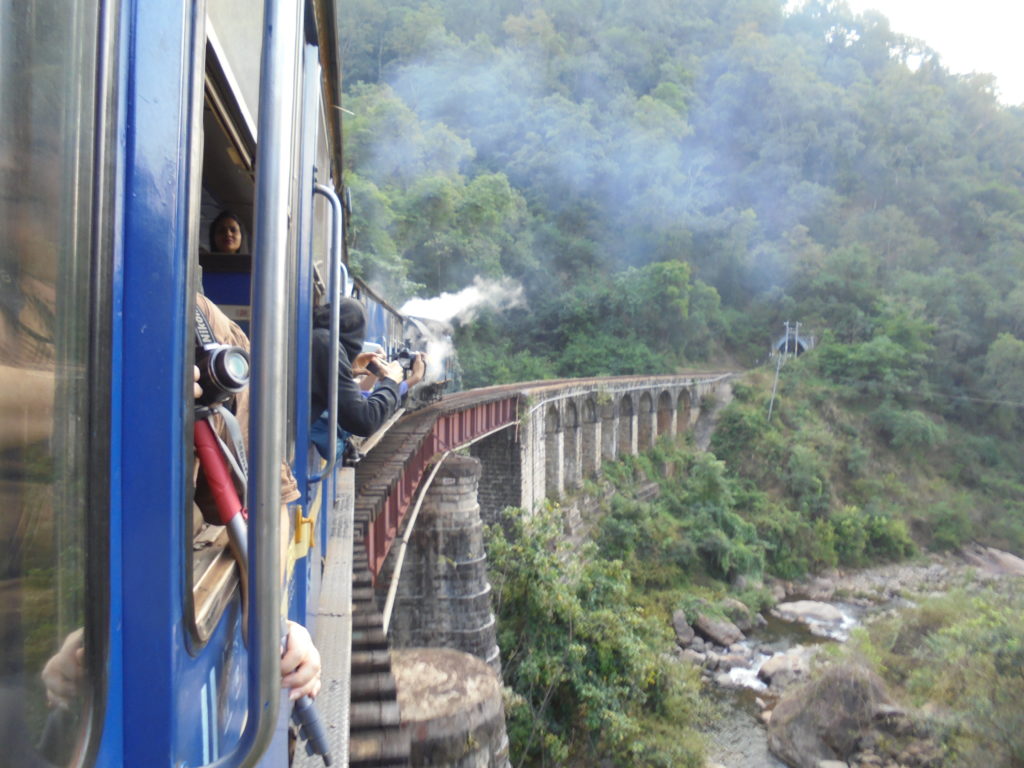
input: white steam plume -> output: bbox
[399,276,525,325]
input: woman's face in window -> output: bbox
[213,218,242,253]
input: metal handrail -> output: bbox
[206,0,300,765]
[308,182,348,483]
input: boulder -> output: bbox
[694,612,745,646]
[960,543,1024,577]
[721,597,756,632]
[671,609,695,647]
[678,648,705,666]
[758,645,817,691]
[766,578,790,601]
[716,651,751,672]
[767,663,893,768]
[803,575,837,601]
[773,600,851,637]
[773,600,845,624]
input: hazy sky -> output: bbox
[843,0,1024,105]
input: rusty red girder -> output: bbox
[364,394,520,580]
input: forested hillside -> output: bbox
[338,0,1024,546]
[340,0,1024,385]
[338,0,1024,554]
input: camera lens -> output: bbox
[222,348,249,384]
[210,346,250,391]
[197,344,250,406]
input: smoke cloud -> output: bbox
[399,276,525,325]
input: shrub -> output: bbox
[784,444,830,517]
[924,502,973,551]
[709,404,767,463]
[855,589,1024,767]
[872,405,947,451]
[487,504,708,767]
[831,506,870,565]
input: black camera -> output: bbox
[195,341,250,406]
[395,347,419,372]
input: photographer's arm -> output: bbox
[406,353,427,389]
[334,357,401,437]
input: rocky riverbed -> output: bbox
[678,544,1024,768]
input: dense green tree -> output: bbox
[981,333,1024,434]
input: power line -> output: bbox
[774,369,1024,409]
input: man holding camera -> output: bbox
[309,297,425,438]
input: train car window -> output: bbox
[188,27,303,641]
[198,32,257,329]
[0,1,108,764]
[187,38,259,647]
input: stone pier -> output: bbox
[381,454,501,672]
[392,648,510,768]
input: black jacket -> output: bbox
[310,299,400,437]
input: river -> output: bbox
[696,549,1016,768]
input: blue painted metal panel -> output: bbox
[202,270,253,335]
[118,0,191,763]
[118,1,252,764]
[93,4,132,764]
[287,41,321,628]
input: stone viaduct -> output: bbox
[312,372,734,768]
[467,373,731,524]
[374,373,733,650]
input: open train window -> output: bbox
[187,18,259,646]
[186,7,308,645]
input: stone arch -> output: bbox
[544,404,562,499]
[676,389,692,434]
[618,394,635,456]
[564,401,579,429]
[582,399,597,424]
[564,401,580,490]
[656,390,673,438]
[638,391,655,451]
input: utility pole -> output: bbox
[768,321,787,421]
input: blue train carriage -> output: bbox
[1,0,369,765]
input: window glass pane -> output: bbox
[207,0,264,133]
[0,1,102,764]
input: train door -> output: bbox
[195,0,338,645]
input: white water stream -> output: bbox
[702,602,863,768]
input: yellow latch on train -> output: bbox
[293,505,317,558]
